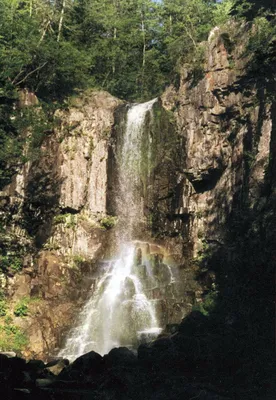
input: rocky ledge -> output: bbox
[1,311,272,400]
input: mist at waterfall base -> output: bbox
[59,99,175,360]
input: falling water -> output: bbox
[59,99,166,360]
[115,98,157,241]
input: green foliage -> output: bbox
[13,298,29,317]
[213,0,234,25]
[245,17,276,84]
[0,321,28,352]
[0,256,10,272]
[0,301,7,317]
[53,214,67,224]
[0,255,23,274]
[0,0,229,107]
[100,215,118,230]
[193,240,212,265]
[11,257,23,273]
[72,254,85,267]
[193,289,218,316]
[54,213,77,229]
[231,0,276,20]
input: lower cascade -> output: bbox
[59,99,175,360]
[59,241,176,360]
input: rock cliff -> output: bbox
[160,23,274,357]
[0,91,122,358]
[161,24,272,255]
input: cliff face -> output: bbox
[161,24,274,349]
[0,25,274,359]
[161,25,272,255]
[0,91,122,358]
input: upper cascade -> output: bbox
[115,98,158,242]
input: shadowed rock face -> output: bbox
[161,25,273,258]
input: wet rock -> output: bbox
[35,378,56,388]
[45,359,69,376]
[26,359,45,371]
[103,347,137,368]
[138,342,164,366]
[21,371,33,386]
[9,357,27,387]
[122,277,136,300]
[178,310,209,336]
[158,264,171,285]
[135,248,142,265]
[151,336,173,351]
[0,351,16,358]
[0,354,12,384]
[58,351,103,381]
[0,353,11,370]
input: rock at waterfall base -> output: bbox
[58,351,103,381]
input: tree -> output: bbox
[231,0,276,20]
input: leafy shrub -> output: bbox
[0,255,23,273]
[0,300,7,317]
[0,255,10,272]
[72,254,85,267]
[10,257,23,273]
[193,241,212,265]
[53,214,67,224]
[14,299,28,317]
[193,290,218,316]
[54,214,77,229]
[100,216,117,230]
[0,323,28,352]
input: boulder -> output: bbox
[138,339,183,372]
[178,311,209,336]
[35,378,55,388]
[26,359,45,371]
[46,358,69,375]
[0,354,12,384]
[9,357,27,387]
[58,351,103,381]
[103,347,137,369]
[0,352,16,358]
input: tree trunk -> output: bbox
[169,14,172,35]
[57,0,66,42]
[112,27,117,74]
[141,18,146,68]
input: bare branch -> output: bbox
[14,62,48,86]
[39,19,51,44]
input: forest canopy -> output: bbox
[0,0,234,102]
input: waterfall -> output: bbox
[115,98,157,241]
[58,99,172,360]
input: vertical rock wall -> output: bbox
[0,91,122,358]
[161,25,272,258]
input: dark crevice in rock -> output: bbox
[185,168,224,194]
[166,212,191,223]
[59,207,80,215]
